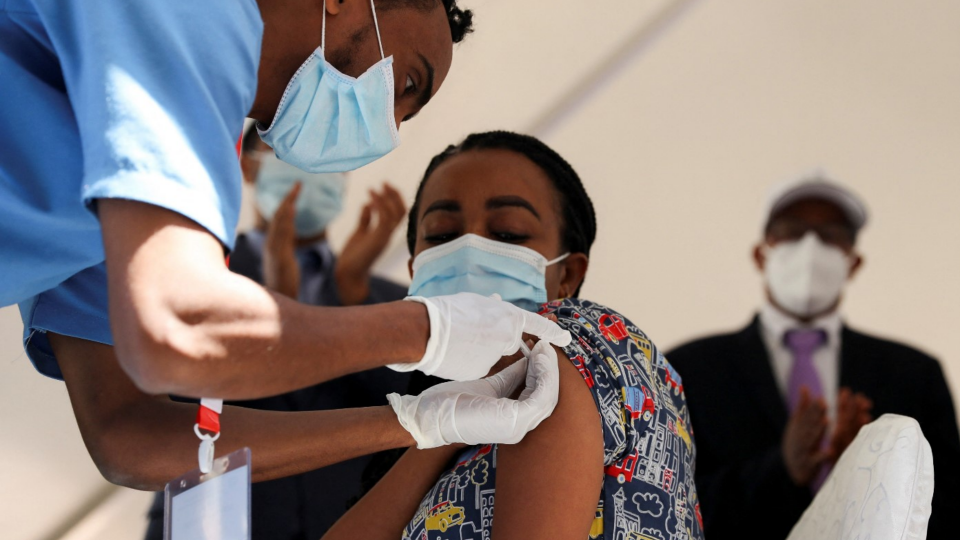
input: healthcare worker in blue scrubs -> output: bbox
[0,0,570,489]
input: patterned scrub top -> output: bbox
[401,299,705,540]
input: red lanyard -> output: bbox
[193,131,243,472]
[196,397,222,434]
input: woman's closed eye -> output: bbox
[423,231,459,244]
[492,231,530,243]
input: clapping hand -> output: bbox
[825,387,873,462]
[782,386,873,486]
[782,387,830,486]
[263,182,301,299]
[335,183,407,306]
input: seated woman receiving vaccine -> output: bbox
[323,132,705,540]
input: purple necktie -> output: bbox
[785,329,827,411]
[784,328,830,492]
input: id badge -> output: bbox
[164,447,252,540]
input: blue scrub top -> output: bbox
[0,0,263,378]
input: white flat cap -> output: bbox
[763,171,868,232]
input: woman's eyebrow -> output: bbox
[487,196,541,220]
[422,199,460,219]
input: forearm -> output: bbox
[323,446,461,540]
[126,281,428,398]
[78,398,412,491]
[53,332,415,491]
[100,199,428,398]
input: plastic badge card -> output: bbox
[164,448,251,540]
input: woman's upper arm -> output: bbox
[492,348,605,540]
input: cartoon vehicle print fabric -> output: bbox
[400,299,703,540]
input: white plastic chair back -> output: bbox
[787,414,934,540]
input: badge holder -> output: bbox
[164,398,252,540]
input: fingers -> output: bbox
[266,182,300,252]
[793,389,828,449]
[279,182,301,216]
[855,393,873,428]
[854,392,873,414]
[364,183,407,232]
[277,181,300,215]
[835,387,854,429]
[379,182,407,228]
[514,340,561,430]
[796,386,812,411]
[485,357,528,398]
[519,310,572,347]
[810,448,832,468]
[355,202,373,233]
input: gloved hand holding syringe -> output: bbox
[387,293,565,449]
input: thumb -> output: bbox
[285,182,302,204]
[518,340,560,413]
[519,310,572,347]
[485,357,528,398]
[356,203,373,231]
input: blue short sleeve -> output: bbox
[58,0,262,246]
[1,0,262,374]
[18,263,113,380]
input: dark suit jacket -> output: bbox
[146,233,410,540]
[667,316,960,540]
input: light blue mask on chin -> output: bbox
[254,151,346,238]
[409,234,570,312]
[257,0,400,173]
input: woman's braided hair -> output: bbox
[406,131,597,295]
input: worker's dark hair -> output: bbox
[406,131,597,294]
[241,123,260,155]
[378,0,474,44]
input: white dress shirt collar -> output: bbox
[759,301,842,350]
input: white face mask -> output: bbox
[763,232,852,318]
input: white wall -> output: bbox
[2,0,958,537]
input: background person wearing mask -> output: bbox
[144,128,410,539]
[3,0,571,492]
[667,175,960,540]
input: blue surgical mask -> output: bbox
[254,151,346,238]
[409,234,570,312]
[257,0,400,173]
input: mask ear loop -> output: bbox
[546,253,571,266]
[369,0,386,59]
[321,3,327,52]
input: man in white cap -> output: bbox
[668,173,960,540]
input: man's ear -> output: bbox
[849,253,864,280]
[558,253,589,299]
[753,243,766,272]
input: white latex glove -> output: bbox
[388,293,572,381]
[387,340,561,448]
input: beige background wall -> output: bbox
[2,0,958,537]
